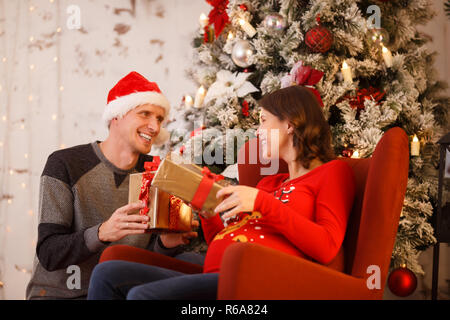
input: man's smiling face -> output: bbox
[115,103,165,154]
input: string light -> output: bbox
[29,6,35,12]
[351,151,360,158]
[14,265,32,274]
[184,95,193,108]
[2,115,6,121]
[53,56,58,62]
[21,183,27,189]
[24,153,28,159]
[52,114,57,120]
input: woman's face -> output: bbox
[256,108,291,160]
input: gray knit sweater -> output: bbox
[26,142,177,300]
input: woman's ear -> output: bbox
[286,122,295,135]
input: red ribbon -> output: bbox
[139,156,161,216]
[190,167,224,210]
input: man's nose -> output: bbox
[146,117,160,134]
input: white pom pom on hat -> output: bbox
[103,71,170,145]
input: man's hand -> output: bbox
[98,201,149,242]
[159,220,199,248]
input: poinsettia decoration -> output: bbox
[203,70,259,105]
[206,0,230,38]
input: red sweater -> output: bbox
[200,159,356,274]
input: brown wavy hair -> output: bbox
[258,85,336,169]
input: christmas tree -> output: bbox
[158,0,449,275]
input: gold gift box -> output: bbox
[150,155,230,214]
[128,172,192,233]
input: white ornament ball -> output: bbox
[263,13,286,33]
[231,40,254,68]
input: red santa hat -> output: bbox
[103,71,171,145]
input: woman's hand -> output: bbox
[159,219,199,248]
[214,186,259,220]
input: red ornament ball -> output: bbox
[342,149,354,158]
[387,266,417,297]
[305,25,333,53]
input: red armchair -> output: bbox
[99,127,409,300]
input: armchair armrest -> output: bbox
[99,245,203,274]
[218,243,381,300]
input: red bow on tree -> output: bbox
[206,0,230,38]
[280,61,324,107]
[344,87,385,110]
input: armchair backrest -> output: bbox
[237,127,409,293]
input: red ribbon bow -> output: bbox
[190,166,224,210]
[281,61,324,107]
[206,0,230,38]
[295,66,324,107]
[201,167,224,182]
[144,156,161,172]
[344,87,385,110]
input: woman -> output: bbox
[87,85,356,300]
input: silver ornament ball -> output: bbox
[263,13,286,33]
[366,27,389,46]
[231,40,254,68]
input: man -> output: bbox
[26,71,200,299]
